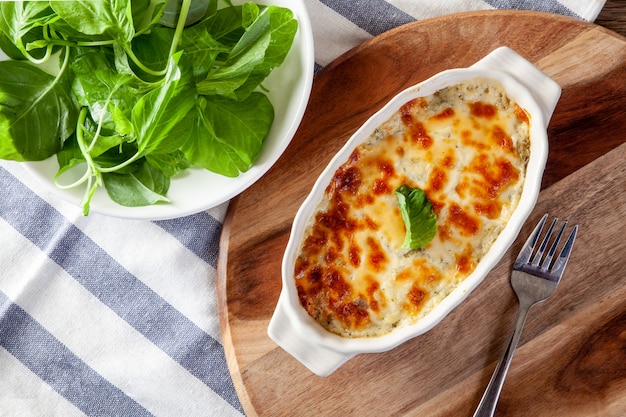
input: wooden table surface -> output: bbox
[218,3,626,417]
[596,0,626,37]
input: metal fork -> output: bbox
[472,214,578,417]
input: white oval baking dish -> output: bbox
[268,46,561,376]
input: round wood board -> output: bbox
[217,10,626,417]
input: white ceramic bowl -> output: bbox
[268,47,561,376]
[20,0,314,220]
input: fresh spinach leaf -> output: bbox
[103,161,170,207]
[109,102,134,136]
[57,127,137,175]
[51,0,135,43]
[132,52,196,156]
[0,60,77,161]
[231,6,298,100]
[0,2,55,44]
[69,47,139,133]
[131,0,156,32]
[197,5,297,100]
[145,150,192,178]
[200,4,246,45]
[92,141,141,172]
[131,23,227,82]
[55,134,84,177]
[395,184,438,249]
[183,92,273,177]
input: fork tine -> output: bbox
[531,217,558,266]
[540,221,568,269]
[515,213,548,265]
[549,225,578,278]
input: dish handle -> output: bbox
[268,291,354,377]
[471,46,561,127]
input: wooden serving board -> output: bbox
[217,11,626,417]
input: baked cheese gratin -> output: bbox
[294,77,531,338]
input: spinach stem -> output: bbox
[168,0,193,59]
[122,0,193,80]
[75,108,98,180]
[75,107,103,214]
[123,44,167,77]
[77,40,116,47]
[41,38,116,48]
[78,90,140,176]
[54,108,95,191]
[53,164,91,190]
[86,93,113,153]
[98,151,142,173]
[17,37,53,65]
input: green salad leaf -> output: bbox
[0,2,56,46]
[0,0,298,214]
[0,60,77,161]
[395,184,438,249]
[183,92,273,176]
[50,0,136,43]
[132,52,196,156]
[103,160,170,207]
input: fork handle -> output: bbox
[472,299,533,417]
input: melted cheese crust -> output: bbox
[295,77,530,338]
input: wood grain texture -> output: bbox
[217,11,626,417]
[597,0,626,37]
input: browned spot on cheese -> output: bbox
[461,128,488,150]
[455,246,476,275]
[365,277,381,312]
[336,302,370,329]
[471,155,520,199]
[349,244,361,267]
[366,236,387,272]
[469,101,497,118]
[372,158,396,195]
[379,160,395,177]
[449,203,480,236]
[515,103,529,124]
[373,179,389,195]
[437,223,454,242]
[406,285,426,311]
[328,165,361,195]
[474,201,500,219]
[409,122,433,149]
[442,154,455,168]
[428,167,447,192]
[491,125,513,152]
[400,99,417,125]
[400,100,434,149]
[357,194,375,206]
[364,215,378,230]
[433,107,455,120]
[396,269,413,281]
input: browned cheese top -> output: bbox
[294,77,531,338]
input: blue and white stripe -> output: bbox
[1,163,243,416]
[306,0,606,67]
[0,1,605,416]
